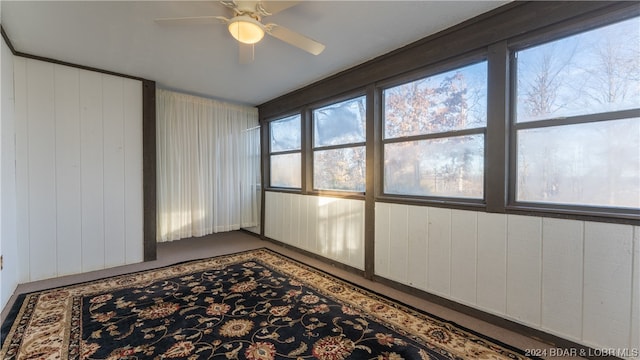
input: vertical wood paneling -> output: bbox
[629,226,640,359]
[80,70,105,272]
[335,199,349,264]
[306,195,318,252]
[264,193,364,270]
[103,75,126,268]
[286,195,300,246]
[271,192,283,241]
[374,202,390,278]
[13,58,30,282]
[316,196,330,257]
[407,205,428,290]
[427,207,451,296]
[506,215,542,325]
[583,222,633,349]
[347,200,364,269]
[450,209,477,305]
[1,38,19,310]
[27,60,57,281]
[123,79,143,264]
[541,218,583,340]
[477,212,507,314]
[54,65,82,276]
[264,191,275,239]
[632,226,640,354]
[262,192,639,352]
[13,60,144,282]
[388,204,408,283]
[298,195,309,251]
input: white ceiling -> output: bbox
[1,1,508,106]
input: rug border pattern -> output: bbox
[0,248,537,360]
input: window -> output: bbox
[269,114,301,188]
[382,61,488,199]
[513,17,640,209]
[312,96,366,192]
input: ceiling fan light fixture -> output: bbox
[228,16,264,44]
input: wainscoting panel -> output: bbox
[14,57,144,282]
[506,215,542,326]
[476,212,508,314]
[582,222,633,350]
[450,209,477,305]
[540,218,583,341]
[54,65,82,277]
[264,192,365,270]
[375,203,639,354]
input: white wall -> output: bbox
[13,57,144,283]
[263,192,639,356]
[0,34,18,312]
[375,202,640,357]
[265,192,364,270]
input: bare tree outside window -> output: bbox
[313,96,367,192]
[383,61,487,198]
[270,115,302,188]
[515,17,640,209]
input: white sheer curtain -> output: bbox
[156,89,260,242]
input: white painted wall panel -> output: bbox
[123,80,144,264]
[13,58,144,282]
[388,203,408,283]
[406,205,428,290]
[632,226,640,357]
[541,218,583,341]
[373,203,638,355]
[374,202,390,278]
[303,196,317,253]
[476,212,507,314]
[316,197,330,258]
[506,215,542,325]
[54,65,82,276]
[27,60,57,281]
[583,222,633,349]
[264,193,638,354]
[450,209,477,305]
[1,38,19,311]
[103,75,126,268]
[427,207,451,297]
[80,70,106,273]
[347,200,365,269]
[265,192,364,270]
[13,58,30,283]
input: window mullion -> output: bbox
[485,41,509,213]
[302,108,313,194]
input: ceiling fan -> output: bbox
[155,1,326,63]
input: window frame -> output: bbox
[259,2,640,224]
[309,92,368,196]
[376,54,489,208]
[266,112,304,191]
[506,15,640,221]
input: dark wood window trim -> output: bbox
[303,91,369,197]
[259,1,640,226]
[506,12,640,224]
[265,113,304,192]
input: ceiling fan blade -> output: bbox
[258,1,300,16]
[154,16,228,24]
[238,43,255,64]
[265,23,325,55]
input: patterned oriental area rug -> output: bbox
[1,248,536,360]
